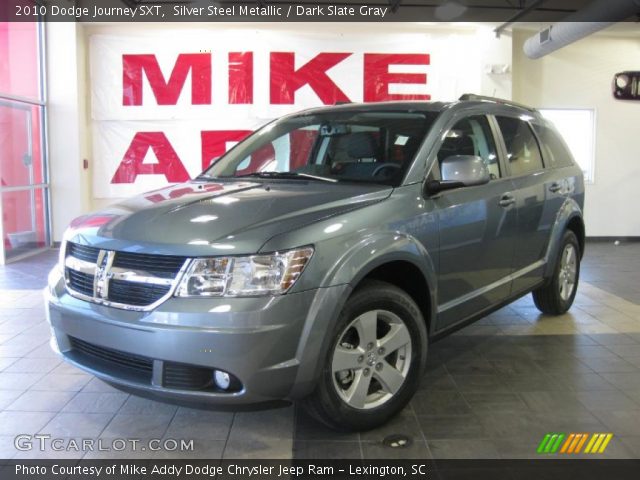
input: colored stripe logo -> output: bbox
[537,433,613,454]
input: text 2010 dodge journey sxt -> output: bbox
[47,95,585,431]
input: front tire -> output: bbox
[303,280,427,431]
[532,230,581,315]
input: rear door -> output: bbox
[492,115,568,295]
[431,114,518,330]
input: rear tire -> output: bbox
[532,230,580,315]
[303,280,426,431]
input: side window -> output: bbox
[437,115,501,180]
[532,124,574,168]
[495,116,544,176]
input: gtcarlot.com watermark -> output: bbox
[14,434,194,453]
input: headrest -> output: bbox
[346,132,377,159]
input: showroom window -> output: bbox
[0,22,50,264]
[540,108,595,183]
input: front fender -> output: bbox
[322,232,438,329]
[544,197,584,278]
[290,232,436,398]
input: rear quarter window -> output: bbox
[495,116,544,176]
[533,124,575,168]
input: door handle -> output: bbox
[549,182,563,193]
[499,193,516,207]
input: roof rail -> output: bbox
[458,94,537,112]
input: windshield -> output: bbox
[201,111,437,186]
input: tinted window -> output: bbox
[496,116,544,176]
[437,115,501,180]
[203,111,436,187]
[533,124,574,168]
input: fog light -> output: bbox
[214,370,231,390]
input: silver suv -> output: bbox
[46,95,585,431]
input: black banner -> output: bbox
[2,460,640,480]
[1,0,639,23]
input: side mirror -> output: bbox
[426,155,490,195]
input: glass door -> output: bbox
[0,21,50,264]
[0,99,50,263]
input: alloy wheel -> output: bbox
[558,243,578,301]
[331,309,412,410]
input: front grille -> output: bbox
[67,243,100,263]
[69,337,153,380]
[108,280,171,307]
[66,269,94,297]
[64,242,187,309]
[112,252,185,279]
[163,362,213,390]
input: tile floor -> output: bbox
[0,242,639,459]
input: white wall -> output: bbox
[46,23,92,241]
[512,29,640,237]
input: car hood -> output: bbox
[66,180,392,256]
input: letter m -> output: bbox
[123,53,211,106]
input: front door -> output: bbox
[430,114,518,331]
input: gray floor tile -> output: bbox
[0,372,44,390]
[0,357,19,371]
[0,411,56,435]
[417,414,487,440]
[450,374,510,393]
[411,390,472,416]
[24,343,59,358]
[592,333,639,346]
[462,392,529,413]
[498,373,564,392]
[607,344,640,358]
[418,372,458,391]
[360,407,423,443]
[488,359,544,375]
[164,407,234,440]
[230,406,294,440]
[41,412,113,437]
[580,356,639,373]
[575,390,640,411]
[0,389,23,409]
[361,439,432,459]
[619,436,640,457]
[118,396,178,415]
[6,390,76,412]
[477,412,547,440]
[0,435,18,458]
[61,392,129,414]
[81,377,124,393]
[590,410,640,436]
[427,438,500,459]
[602,372,640,391]
[101,413,174,438]
[547,372,616,391]
[519,391,589,413]
[30,373,92,391]
[2,357,61,374]
[294,410,359,442]
[293,440,360,459]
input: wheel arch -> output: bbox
[544,197,585,278]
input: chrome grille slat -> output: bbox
[64,242,189,311]
[67,243,100,263]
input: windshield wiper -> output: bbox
[233,171,337,183]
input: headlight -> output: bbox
[176,247,314,297]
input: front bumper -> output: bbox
[46,268,350,406]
